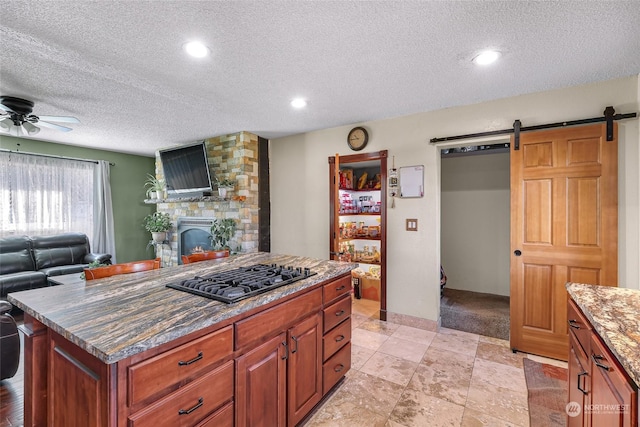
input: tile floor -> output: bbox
[304,298,568,427]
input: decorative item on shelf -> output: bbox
[213,176,236,198]
[210,218,237,251]
[144,174,165,200]
[142,212,172,243]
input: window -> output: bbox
[0,151,95,240]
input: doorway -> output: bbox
[329,150,388,321]
[439,144,511,339]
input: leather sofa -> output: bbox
[0,233,112,300]
[0,300,19,380]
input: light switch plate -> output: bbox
[406,219,418,231]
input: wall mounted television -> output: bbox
[159,141,213,197]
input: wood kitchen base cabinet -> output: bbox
[20,272,352,427]
[567,299,638,427]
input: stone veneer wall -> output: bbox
[153,131,260,266]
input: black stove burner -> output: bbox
[167,263,316,303]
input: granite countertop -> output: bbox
[8,252,355,364]
[566,283,640,387]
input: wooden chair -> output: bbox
[181,250,229,265]
[84,258,161,280]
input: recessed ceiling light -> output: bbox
[473,50,501,66]
[183,41,210,58]
[291,98,307,109]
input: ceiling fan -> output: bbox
[0,96,80,136]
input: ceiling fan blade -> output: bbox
[0,103,14,113]
[37,115,80,124]
[37,120,73,132]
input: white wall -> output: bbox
[441,152,510,296]
[270,76,640,323]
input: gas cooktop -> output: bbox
[166,263,316,304]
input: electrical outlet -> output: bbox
[406,219,418,231]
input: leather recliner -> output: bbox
[0,300,19,380]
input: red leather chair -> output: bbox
[181,250,229,265]
[84,258,161,280]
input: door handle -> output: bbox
[568,319,581,329]
[281,341,289,360]
[577,371,588,394]
[291,336,298,354]
[591,354,611,371]
[514,250,522,256]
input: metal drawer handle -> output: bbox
[178,397,203,415]
[591,354,611,371]
[336,285,346,291]
[178,351,203,366]
[335,335,345,342]
[282,341,289,360]
[291,336,298,354]
[334,363,344,373]
[568,319,581,329]
[335,310,345,317]
[577,371,588,394]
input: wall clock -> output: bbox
[347,127,369,151]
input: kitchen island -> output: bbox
[566,283,639,427]
[9,252,356,427]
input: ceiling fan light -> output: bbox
[22,121,41,135]
[0,118,11,131]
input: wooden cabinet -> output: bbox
[21,272,353,427]
[287,313,323,426]
[236,312,323,427]
[567,299,638,427]
[589,335,638,427]
[235,333,287,427]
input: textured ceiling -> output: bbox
[1,1,639,157]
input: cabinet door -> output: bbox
[590,335,637,427]
[236,333,287,427]
[287,313,322,427]
[568,334,588,427]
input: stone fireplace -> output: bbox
[148,131,265,266]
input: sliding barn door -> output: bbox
[510,124,618,360]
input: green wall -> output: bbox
[1,136,156,263]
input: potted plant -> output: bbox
[142,212,172,243]
[210,218,237,250]
[144,174,165,200]
[214,177,235,198]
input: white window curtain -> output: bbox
[93,160,117,262]
[0,151,95,241]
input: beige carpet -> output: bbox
[523,358,568,427]
[440,288,510,340]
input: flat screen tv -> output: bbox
[159,141,213,197]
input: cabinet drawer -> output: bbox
[323,342,351,395]
[235,288,322,350]
[323,295,351,333]
[323,316,351,362]
[568,299,592,356]
[323,275,351,305]
[128,360,234,427]
[195,402,234,427]
[128,326,233,406]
